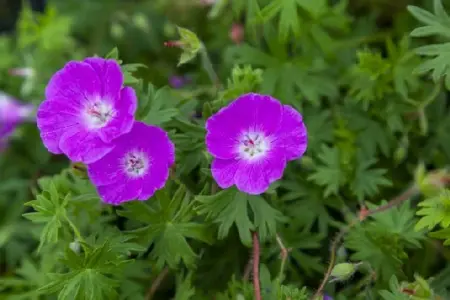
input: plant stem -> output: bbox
[65,215,87,252]
[312,185,420,299]
[252,231,262,300]
[275,233,289,284]
[145,267,169,300]
[199,44,221,89]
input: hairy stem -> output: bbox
[145,267,169,300]
[252,231,262,300]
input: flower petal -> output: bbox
[83,57,124,100]
[97,180,142,205]
[97,86,137,143]
[234,146,286,195]
[45,61,100,104]
[211,158,239,189]
[87,145,128,186]
[138,159,171,200]
[36,100,80,154]
[59,128,114,163]
[276,105,308,161]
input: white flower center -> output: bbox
[123,151,149,178]
[83,100,115,129]
[238,131,270,160]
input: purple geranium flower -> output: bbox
[87,121,175,205]
[205,93,307,194]
[36,57,137,164]
[0,92,34,149]
[169,75,191,89]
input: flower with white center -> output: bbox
[205,93,308,195]
[87,122,175,205]
[36,57,137,164]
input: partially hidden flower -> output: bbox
[0,92,34,149]
[87,121,175,205]
[205,93,307,195]
[36,57,137,164]
[169,75,190,89]
[323,294,333,300]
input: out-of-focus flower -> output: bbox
[0,92,34,149]
[36,57,137,164]
[8,67,35,78]
[169,75,191,89]
[205,93,308,194]
[323,294,333,300]
[229,23,244,44]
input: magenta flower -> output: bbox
[0,92,34,149]
[169,75,191,89]
[36,57,137,164]
[205,93,307,195]
[87,121,175,205]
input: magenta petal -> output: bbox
[59,128,114,164]
[97,87,137,143]
[97,180,142,205]
[45,61,100,103]
[117,86,138,115]
[36,100,80,154]
[83,57,123,100]
[87,145,127,186]
[211,158,239,189]
[139,159,171,200]
[276,105,308,161]
[205,93,283,159]
[234,146,286,195]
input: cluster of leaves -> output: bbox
[2,0,450,299]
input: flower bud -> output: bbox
[330,262,361,282]
[229,23,244,44]
[69,240,80,254]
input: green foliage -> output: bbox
[345,201,424,283]
[118,185,214,268]
[408,0,450,89]
[196,188,285,246]
[1,0,450,299]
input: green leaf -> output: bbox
[38,240,128,300]
[175,26,202,66]
[350,152,392,201]
[307,145,345,197]
[408,0,450,89]
[118,185,213,268]
[140,85,180,125]
[196,188,285,246]
[345,200,424,282]
[23,181,69,251]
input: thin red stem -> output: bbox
[252,231,262,300]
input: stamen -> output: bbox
[123,151,149,178]
[83,100,115,129]
[238,131,269,160]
